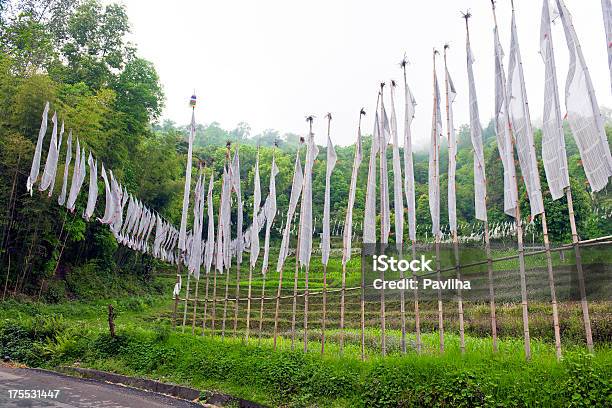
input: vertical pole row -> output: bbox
[320,264,328,355]
[541,211,562,360]
[339,263,347,354]
[412,241,421,353]
[483,221,498,352]
[435,237,444,353]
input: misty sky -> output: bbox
[117,0,612,149]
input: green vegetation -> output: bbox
[0,290,610,407]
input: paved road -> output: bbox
[0,366,202,407]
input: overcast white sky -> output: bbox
[116,0,611,149]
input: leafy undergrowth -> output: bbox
[0,301,610,408]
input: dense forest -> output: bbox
[0,0,610,301]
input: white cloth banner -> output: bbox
[299,130,319,267]
[250,158,261,268]
[390,84,404,246]
[262,157,279,273]
[27,102,49,194]
[363,110,379,244]
[83,153,98,221]
[429,67,442,237]
[343,125,362,265]
[39,113,58,194]
[556,0,612,192]
[178,111,196,252]
[322,134,337,266]
[277,149,303,272]
[540,0,570,200]
[445,64,458,232]
[507,10,545,217]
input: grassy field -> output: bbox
[1,249,611,407]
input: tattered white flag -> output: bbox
[445,59,458,232]
[277,147,303,272]
[429,64,442,237]
[403,71,417,241]
[507,9,545,217]
[178,110,196,252]
[342,121,362,265]
[363,109,379,244]
[262,156,279,273]
[58,130,72,206]
[322,131,337,266]
[390,82,404,246]
[27,102,49,194]
[540,0,570,200]
[556,0,612,192]
[83,153,98,221]
[250,156,261,269]
[299,128,319,267]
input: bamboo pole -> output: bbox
[435,236,444,353]
[380,244,386,356]
[2,253,10,301]
[360,249,366,361]
[483,221,498,352]
[320,264,327,355]
[191,279,200,335]
[211,268,218,336]
[291,256,299,350]
[303,262,310,353]
[412,241,421,353]
[201,271,210,335]
[258,273,266,343]
[444,44,465,354]
[273,263,284,350]
[492,0,531,360]
[245,264,254,342]
[181,272,191,332]
[541,211,562,359]
[339,262,346,354]
[221,264,231,340]
[566,187,593,352]
[399,246,406,354]
[233,261,241,336]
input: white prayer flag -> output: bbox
[299,128,319,267]
[363,110,379,244]
[390,83,404,246]
[466,32,488,221]
[445,59,458,232]
[27,102,49,194]
[494,25,519,218]
[262,156,279,273]
[379,97,391,243]
[83,153,98,221]
[507,9,545,217]
[39,113,58,193]
[322,132,337,266]
[343,122,362,265]
[277,148,303,272]
[403,72,417,241]
[250,157,261,268]
[556,0,612,192]
[205,173,215,274]
[178,110,196,252]
[58,130,72,206]
[231,147,243,264]
[602,0,612,93]
[540,0,570,200]
[66,141,86,212]
[429,64,442,237]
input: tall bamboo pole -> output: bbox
[221,263,231,340]
[463,11,497,352]
[360,248,366,361]
[339,263,347,354]
[541,211,562,359]
[566,188,593,352]
[191,279,199,335]
[492,0,531,360]
[181,272,191,332]
[201,271,210,335]
[432,49,444,354]
[320,113,332,356]
[378,83,387,357]
[303,116,314,354]
[233,256,241,336]
[245,264,254,342]
[258,273,266,343]
[210,267,218,336]
[399,245,406,354]
[412,241,421,353]
[444,45,465,354]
